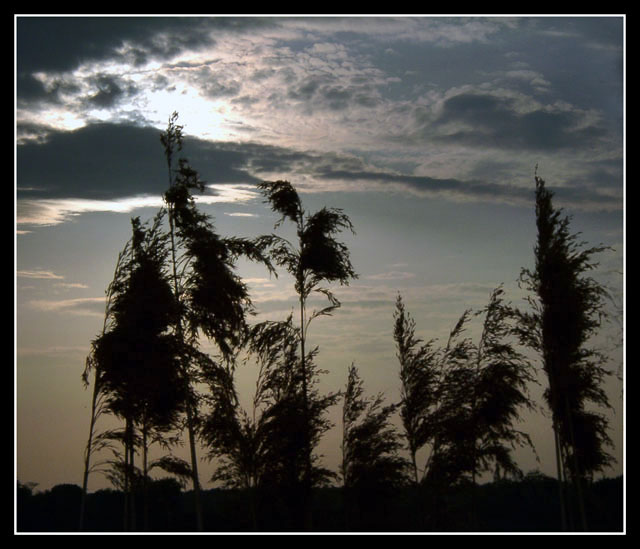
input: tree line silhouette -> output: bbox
[17,473,623,532]
[18,113,620,532]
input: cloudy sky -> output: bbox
[16,15,624,493]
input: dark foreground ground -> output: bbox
[17,474,623,533]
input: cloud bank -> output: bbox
[16,16,624,229]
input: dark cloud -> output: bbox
[313,166,529,201]
[283,70,381,113]
[17,123,167,200]
[16,16,276,76]
[87,74,136,108]
[16,123,262,201]
[309,162,622,212]
[491,19,623,120]
[16,74,51,103]
[465,158,522,182]
[16,117,622,214]
[534,16,623,50]
[321,85,354,111]
[17,17,191,74]
[287,76,322,101]
[198,73,242,98]
[556,158,623,208]
[16,73,81,107]
[430,92,607,152]
[311,80,381,112]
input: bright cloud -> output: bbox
[17,269,64,280]
[27,296,106,316]
[17,195,164,226]
[17,185,258,228]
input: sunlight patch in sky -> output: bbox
[137,86,237,141]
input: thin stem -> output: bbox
[79,251,125,530]
[165,136,203,532]
[78,371,100,531]
[298,277,313,530]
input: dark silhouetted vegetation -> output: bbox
[17,474,623,532]
[254,180,357,528]
[517,173,615,531]
[77,113,275,531]
[392,287,539,528]
[199,315,340,530]
[160,112,275,530]
[428,286,537,486]
[24,113,620,533]
[341,363,411,529]
[92,213,187,531]
[394,288,536,487]
[393,295,441,485]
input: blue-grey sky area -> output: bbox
[16,15,624,494]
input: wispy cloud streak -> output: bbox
[17,269,65,280]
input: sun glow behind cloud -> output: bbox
[136,85,238,141]
[19,44,247,144]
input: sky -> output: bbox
[15,15,625,494]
